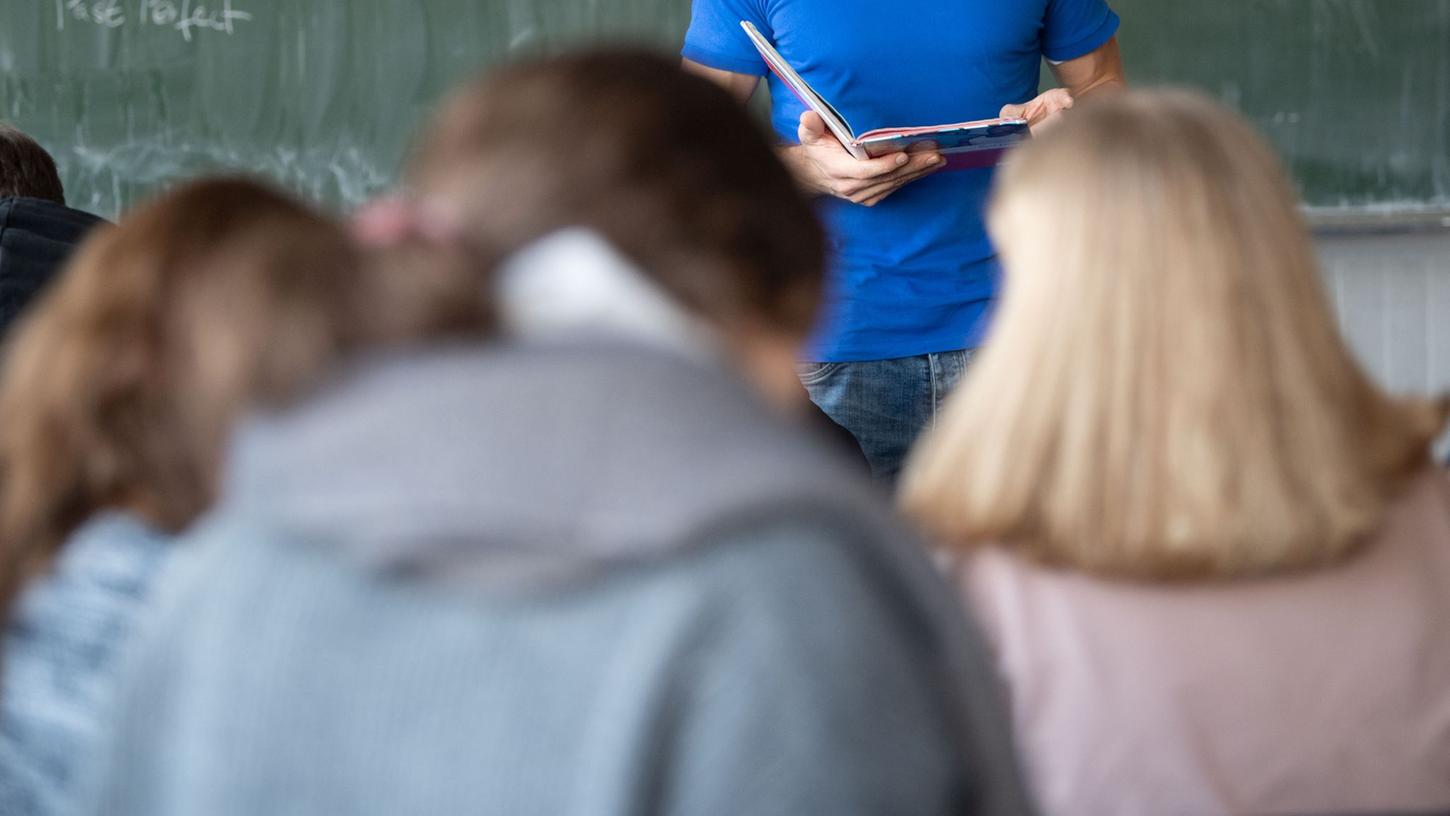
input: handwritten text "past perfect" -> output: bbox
[56,0,254,42]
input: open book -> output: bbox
[741,20,1029,170]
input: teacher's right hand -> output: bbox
[783,112,945,207]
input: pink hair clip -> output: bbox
[351,195,463,249]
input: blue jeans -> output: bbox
[797,350,973,484]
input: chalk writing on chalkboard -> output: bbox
[55,0,252,41]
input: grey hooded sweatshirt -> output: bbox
[78,341,1034,816]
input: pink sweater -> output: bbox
[955,469,1450,816]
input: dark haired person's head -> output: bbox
[0,178,368,610]
[0,123,65,205]
[0,124,103,343]
[410,50,826,349]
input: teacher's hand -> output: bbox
[1000,88,1074,133]
[782,112,945,207]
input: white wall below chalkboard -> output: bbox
[1318,229,1450,459]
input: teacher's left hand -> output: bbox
[1000,88,1074,133]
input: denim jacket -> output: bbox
[1,513,168,816]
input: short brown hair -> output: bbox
[410,50,825,338]
[0,123,65,204]
[0,179,363,617]
[901,90,1448,581]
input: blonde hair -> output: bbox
[900,89,1447,581]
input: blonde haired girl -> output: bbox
[902,89,1450,815]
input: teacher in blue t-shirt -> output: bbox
[683,0,1125,482]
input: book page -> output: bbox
[739,21,865,158]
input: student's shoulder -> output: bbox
[667,499,957,658]
[646,511,941,712]
[13,514,172,635]
[688,505,900,597]
[637,511,1033,816]
[0,196,106,240]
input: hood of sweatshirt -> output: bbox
[219,228,876,590]
[220,340,875,591]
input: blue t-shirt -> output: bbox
[684,0,1119,361]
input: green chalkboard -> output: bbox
[1,0,1446,218]
[0,0,690,218]
[1109,0,1450,214]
